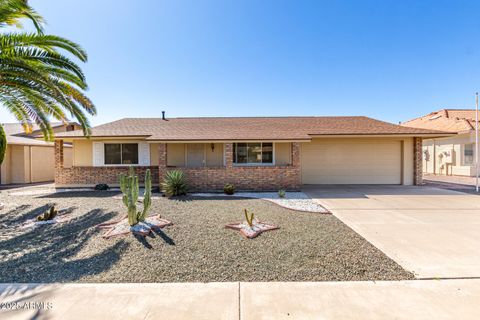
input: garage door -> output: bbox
[301,139,402,184]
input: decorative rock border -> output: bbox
[192,192,330,214]
[97,214,173,238]
[225,220,279,238]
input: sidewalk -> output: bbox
[1,280,479,319]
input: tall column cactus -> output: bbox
[139,169,152,221]
[120,167,139,226]
[119,167,152,226]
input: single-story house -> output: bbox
[1,122,80,185]
[402,109,478,176]
[53,115,449,190]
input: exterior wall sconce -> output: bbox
[210,143,215,152]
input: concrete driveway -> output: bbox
[303,185,480,279]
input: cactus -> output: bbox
[119,167,152,226]
[37,206,58,221]
[139,169,152,221]
[244,209,254,227]
[278,189,286,198]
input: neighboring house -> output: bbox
[53,115,448,190]
[402,109,478,176]
[1,122,80,184]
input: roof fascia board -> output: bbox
[307,133,455,138]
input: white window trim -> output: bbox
[232,142,276,166]
[92,141,150,167]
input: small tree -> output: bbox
[119,167,152,226]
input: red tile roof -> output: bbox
[55,116,449,141]
[402,109,478,133]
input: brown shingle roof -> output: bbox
[55,116,448,141]
[2,122,81,146]
[402,109,477,133]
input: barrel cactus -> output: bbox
[119,167,152,226]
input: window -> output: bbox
[104,143,138,165]
[464,144,474,166]
[233,143,273,165]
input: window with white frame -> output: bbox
[104,143,138,165]
[233,143,273,164]
[463,143,474,166]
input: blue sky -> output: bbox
[2,0,480,126]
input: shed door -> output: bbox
[301,139,402,184]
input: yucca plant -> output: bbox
[119,167,152,226]
[161,170,187,197]
[0,0,96,164]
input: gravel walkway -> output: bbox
[193,192,329,213]
[0,191,413,282]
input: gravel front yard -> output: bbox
[0,191,414,282]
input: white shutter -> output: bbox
[138,142,150,166]
[92,142,104,166]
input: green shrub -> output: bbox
[0,125,6,165]
[278,189,286,198]
[94,183,110,191]
[224,183,235,195]
[162,170,187,197]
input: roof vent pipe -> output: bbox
[162,111,166,120]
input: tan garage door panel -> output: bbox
[302,139,402,184]
[31,146,55,183]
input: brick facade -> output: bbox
[413,137,423,185]
[55,140,300,190]
[54,140,159,186]
[158,142,301,191]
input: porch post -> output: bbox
[225,143,233,168]
[158,143,167,184]
[413,137,423,185]
[54,140,64,185]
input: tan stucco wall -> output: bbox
[73,140,93,166]
[275,143,292,165]
[423,133,475,176]
[206,143,224,166]
[63,147,73,168]
[167,143,186,167]
[150,143,159,166]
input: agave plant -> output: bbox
[161,170,187,197]
[119,167,152,226]
[0,0,95,164]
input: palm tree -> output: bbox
[0,0,96,163]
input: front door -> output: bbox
[186,144,205,167]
